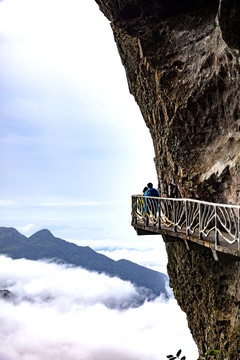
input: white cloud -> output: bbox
[0,257,137,308]
[0,256,198,360]
[16,224,35,234]
[0,200,15,206]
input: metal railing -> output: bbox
[132,195,240,250]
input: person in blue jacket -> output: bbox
[144,183,160,216]
[140,186,148,215]
[144,182,160,197]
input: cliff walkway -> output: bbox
[131,195,240,260]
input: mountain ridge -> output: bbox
[0,227,169,300]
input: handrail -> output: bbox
[131,194,240,209]
[131,195,240,251]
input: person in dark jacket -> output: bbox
[144,183,160,217]
[145,182,160,197]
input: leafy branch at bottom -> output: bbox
[166,349,223,360]
[166,349,186,360]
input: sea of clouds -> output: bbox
[0,255,198,360]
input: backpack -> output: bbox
[147,188,159,197]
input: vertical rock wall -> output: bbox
[165,239,240,359]
[94,1,240,357]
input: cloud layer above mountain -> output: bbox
[0,256,198,360]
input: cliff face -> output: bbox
[94,1,240,358]
[166,241,240,359]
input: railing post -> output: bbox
[185,200,189,236]
[199,203,203,240]
[215,205,219,247]
[173,200,177,232]
[145,198,149,227]
[158,198,161,230]
[131,196,136,224]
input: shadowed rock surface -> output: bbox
[94,1,240,358]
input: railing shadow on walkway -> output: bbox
[131,195,240,260]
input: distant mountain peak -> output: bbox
[0,227,27,243]
[29,229,54,238]
[0,227,22,235]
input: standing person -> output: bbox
[145,182,160,217]
[145,182,159,197]
[142,186,148,196]
[141,186,148,215]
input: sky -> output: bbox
[0,0,198,359]
[0,0,159,247]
